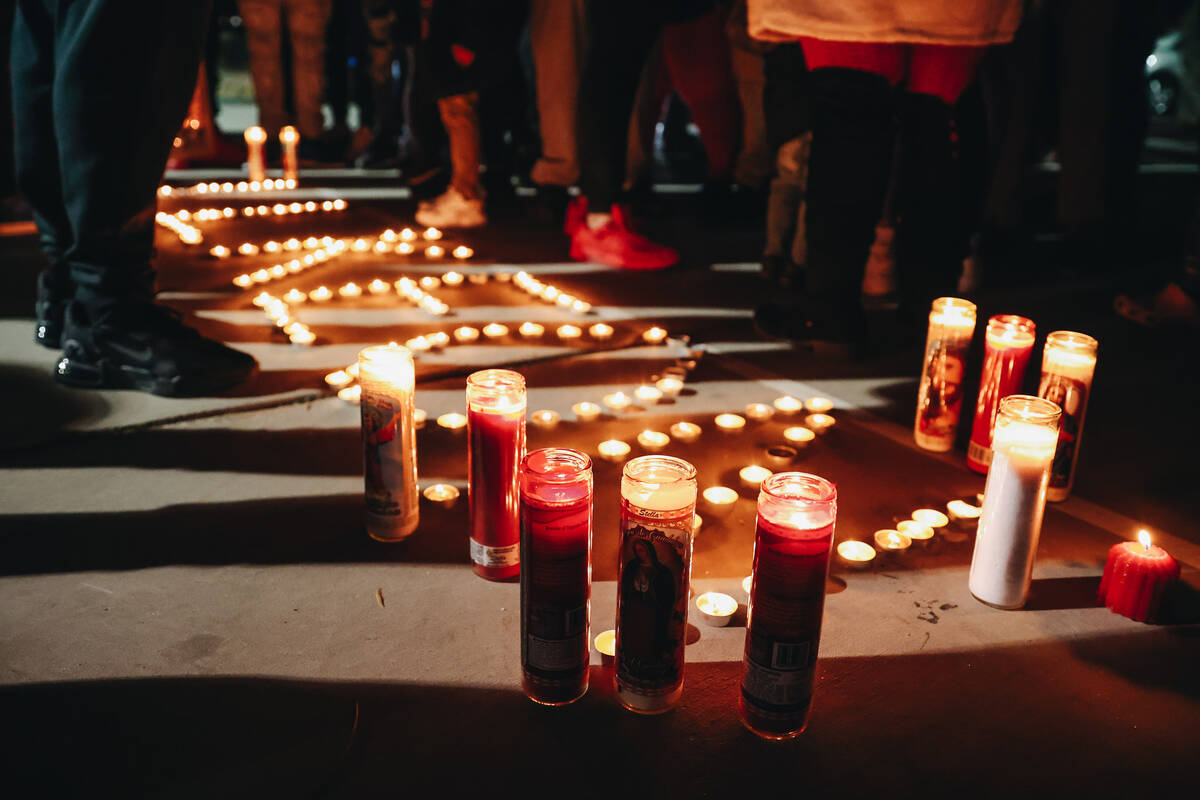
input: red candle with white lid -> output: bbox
[1097,530,1180,624]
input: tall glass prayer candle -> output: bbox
[1038,331,1098,502]
[358,345,419,541]
[467,369,527,580]
[967,314,1036,473]
[520,449,593,705]
[739,472,837,739]
[244,126,267,183]
[914,297,977,452]
[615,456,698,714]
[279,125,300,183]
[969,396,1061,609]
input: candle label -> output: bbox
[470,539,520,568]
[615,500,693,700]
[916,338,969,446]
[1037,372,1087,491]
[966,440,993,469]
[361,388,415,519]
[968,341,1033,473]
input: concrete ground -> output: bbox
[2,171,1199,797]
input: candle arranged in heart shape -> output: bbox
[1097,530,1180,624]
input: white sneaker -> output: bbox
[414,187,487,228]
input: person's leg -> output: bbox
[285,0,333,141]
[727,23,771,190]
[528,0,586,188]
[239,0,287,134]
[413,91,486,228]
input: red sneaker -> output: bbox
[563,196,587,236]
[569,208,678,270]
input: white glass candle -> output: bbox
[244,126,267,183]
[1038,331,1098,502]
[969,396,1062,609]
[358,345,419,541]
[914,297,977,452]
[279,125,300,183]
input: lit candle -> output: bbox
[282,289,306,305]
[1097,530,1181,623]
[289,328,316,346]
[252,292,273,307]
[338,385,362,404]
[420,276,441,290]
[741,472,837,739]
[702,485,738,515]
[424,227,443,241]
[773,396,803,414]
[912,509,949,529]
[616,455,697,713]
[739,465,773,489]
[279,125,300,183]
[482,323,508,340]
[969,395,1061,609]
[597,439,631,462]
[358,344,419,541]
[637,430,670,451]
[589,323,614,340]
[572,402,602,422]
[404,336,431,353]
[324,369,352,389]
[414,408,427,428]
[237,242,259,256]
[914,297,978,452]
[427,245,445,259]
[745,403,774,422]
[263,240,282,253]
[531,409,561,429]
[742,575,753,594]
[520,448,594,705]
[947,499,983,527]
[437,412,467,430]
[805,413,835,434]
[783,426,815,447]
[595,629,616,667]
[556,324,582,340]
[967,314,1037,473]
[338,282,362,298]
[603,391,632,414]
[519,322,545,338]
[423,483,460,508]
[837,540,876,568]
[874,529,912,553]
[642,326,668,345]
[468,369,527,582]
[375,240,392,254]
[368,279,390,295]
[806,397,834,413]
[541,286,560,302]
[233,274,253,288]
[452,246,473,260]
[571,300,591,314]
[1038,331,1099,502]
[454,326,480,344]
[897,520,934,543]
[669,422,701,442]
[715,413,746,432]
[634,385,662,405]
[244,126,267,182]
[210,245,230,258]
[468,272,488,285]
[656,377,683,397]
[695,592,738,627]
[442,271,464,287]
[352,238,370,252]
[427,332,450,349]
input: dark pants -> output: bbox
[12,0,212,306]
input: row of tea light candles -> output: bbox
[157,176,298,198]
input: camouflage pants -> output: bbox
[239,0,332,139]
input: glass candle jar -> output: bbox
[739,472,837,740]
[358,345,419,541]
[1038,331,1098,502]
[467,369,527,581]
[967,315,1036,473]
[914,297,977,452]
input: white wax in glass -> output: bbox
[621,467,697,512]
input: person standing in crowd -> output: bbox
[748,0,1022,352]
[528,0,587,219]
[15,0,256,395]
[239,0,334,158]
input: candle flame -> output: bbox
[1138,529,1151,550]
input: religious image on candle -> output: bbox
[467,369,527,581]
[615,456,697,714]
[1037,331,1098,502]
[914,297,976,452]
[967,314,1036,473]
[358,344,419,541]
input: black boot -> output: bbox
[34,268,71,348]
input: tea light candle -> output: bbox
[531,409,561,429]
[739,465,773,489]
[556,324,582,340]
[395,242,414,255]
[324,369,353,389]
[874,529,912,553]
[244,126,267,182]
[634,385,662,404]
[589,323,614,340]
[468,273,488,284]
[368,279,390,295]
[912,509,950,529]
[597,439,631,462]
[806,397,834,413]
[233,274,254,287]
[454,326,480,343]
[642,326,668,345]
[423,483,460,508]
[572,300,592,314]
[210,245,230,258]
[637,430,670,451]
[482,323,508,339]
[715,413,746,432]
[695,592,738,627]
[702,486,738,515]
[427,245,445,259]
[603,391,632,414]
[805,413,835,433]
[669,422,701,442]
[452,245,473,259]
[309,286,333,302]
[745,402,774,422]
[518,322,545,338]
[656,377,683,397]
[337,384,361,404]
[783,426,815,446]
[423,227,443,241]
[947,499,983,527]
[339,282,362,298]
[773,395,803,414]
[400,228,416,241]
[427,332,450,349]
[414,409,427,428]
[237,242,259,256]
[420,276,441,290]
[281,289,306,305]
[595,629,616,666]
[437,412,468,431]
[763,445,798,470]
[1097,530,1181,623]
[742,575,753,594]
[692,514,703,535]
[441,271,464,287]
[572,402,602,422]
[404,336,431,352]
[837,540,876,568]
[897,520,934,542]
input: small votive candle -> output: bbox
[324,369,353,389]
[634,385,662,404]
[210,245,230,258]
[912,509,950,529]
[589,323,614,340]
[897,520,934,542]
[238,243,259,256]
[395,242,414,255]
[441,271,464,287]
[309,286,333,302]
[702,486,738,516]
[715,413,746,432]
[695,592,738,627]
[454,326,480,343]
[423,227,443,241]
[642,326,668,345]
[283,289,307,304]
[837,540,876,568]
[806,397,834,413]
[669,422,701,442]
[368,279,390,295]
[556,324,582,340]
[783,426,815,447]
[423,483,460,508]
[597,440,631,462]
[339,282,362,298]
[773,395,803,414]
[656,377,683,397]
[742,575,753,595]
[739,465,773,489]
[603,391,632,414]
[637,430,670,451]
[519,322,545,338]
[595,629,616,666]
[1097,530,1180,624]
[452,246,473,259]
[805,413,835,433]
[947,499,983,528]
[745,403,774,422]
[874,529,912,553]
[414,409,427,428]
[531,409,561,429]
[482,323,509,339]
[427,245,445,259]
[338,385,362,404]
[420,276,441,290]
[572,402,602,422]
[437,412,468,431]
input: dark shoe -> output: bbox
[35,270,70,348]
[55,302,257,396]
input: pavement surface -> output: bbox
[2,171,1199,797]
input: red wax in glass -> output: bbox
[1097,541,1180,623]
[967,316,1035,474]
[739,515,834,739]
[469,405,525,580]
[520,474,592,705]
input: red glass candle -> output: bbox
[520,448,593,705]
[1097,531,1180,623]
[967,314,1036,473]
[739,472,837,740]
[467,369,526,581]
